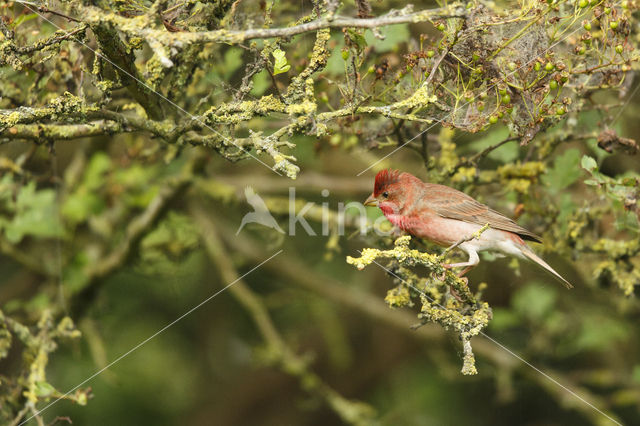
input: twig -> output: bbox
[451,136,519,173]
[29,404,45,426]
[264,65,285,102]
[9,406,29,426]
[90,23,164,120]
[14,1,81,22]
[424,47,448,89]
[15,24,87,54]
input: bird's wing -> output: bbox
[425,184,542,243]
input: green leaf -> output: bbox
[542,148,582,191]
[35,381,56,398]
[4,183,64,243]
[347,29,368,52]
[62,153,111,225]
[272,49,290,75]
[581,155,598,172]
[11,13,37,29]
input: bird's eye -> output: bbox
[382,191,389,198]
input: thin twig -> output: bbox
[451,136,519,173]
[14,1,82,22]
[424,47,448,89]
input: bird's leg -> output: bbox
[449,286,463,303]
[441,250,479,284]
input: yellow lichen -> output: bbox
[452,166,477,184]
[385,286,413,308]
[348,235,492,375]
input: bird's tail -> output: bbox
[520,246,573,289]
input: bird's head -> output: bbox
[364,169,419,214]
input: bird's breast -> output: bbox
[384,213,412,231]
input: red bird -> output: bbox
[364,169,572,288]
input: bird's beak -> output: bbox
[364,194,378,207]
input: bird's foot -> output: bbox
[449,286,463,303]
[436,264,452,281]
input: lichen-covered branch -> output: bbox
[0,310,88,424]
[0,121,124,141]
[347,235,493,375]
[77,4,454,45]
[90,23,164,120]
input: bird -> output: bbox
[363,169,572,288]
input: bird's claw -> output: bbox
[435,264,452,281]
[449,286,463,302]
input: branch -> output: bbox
[0,121,124,141]
[79,5,458,45]
[0,94,99,131]
[451,136,520,172]
[16,1,82,22]
[347,236,477,304]
[15,24,87,54]
[90,23,164,120]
